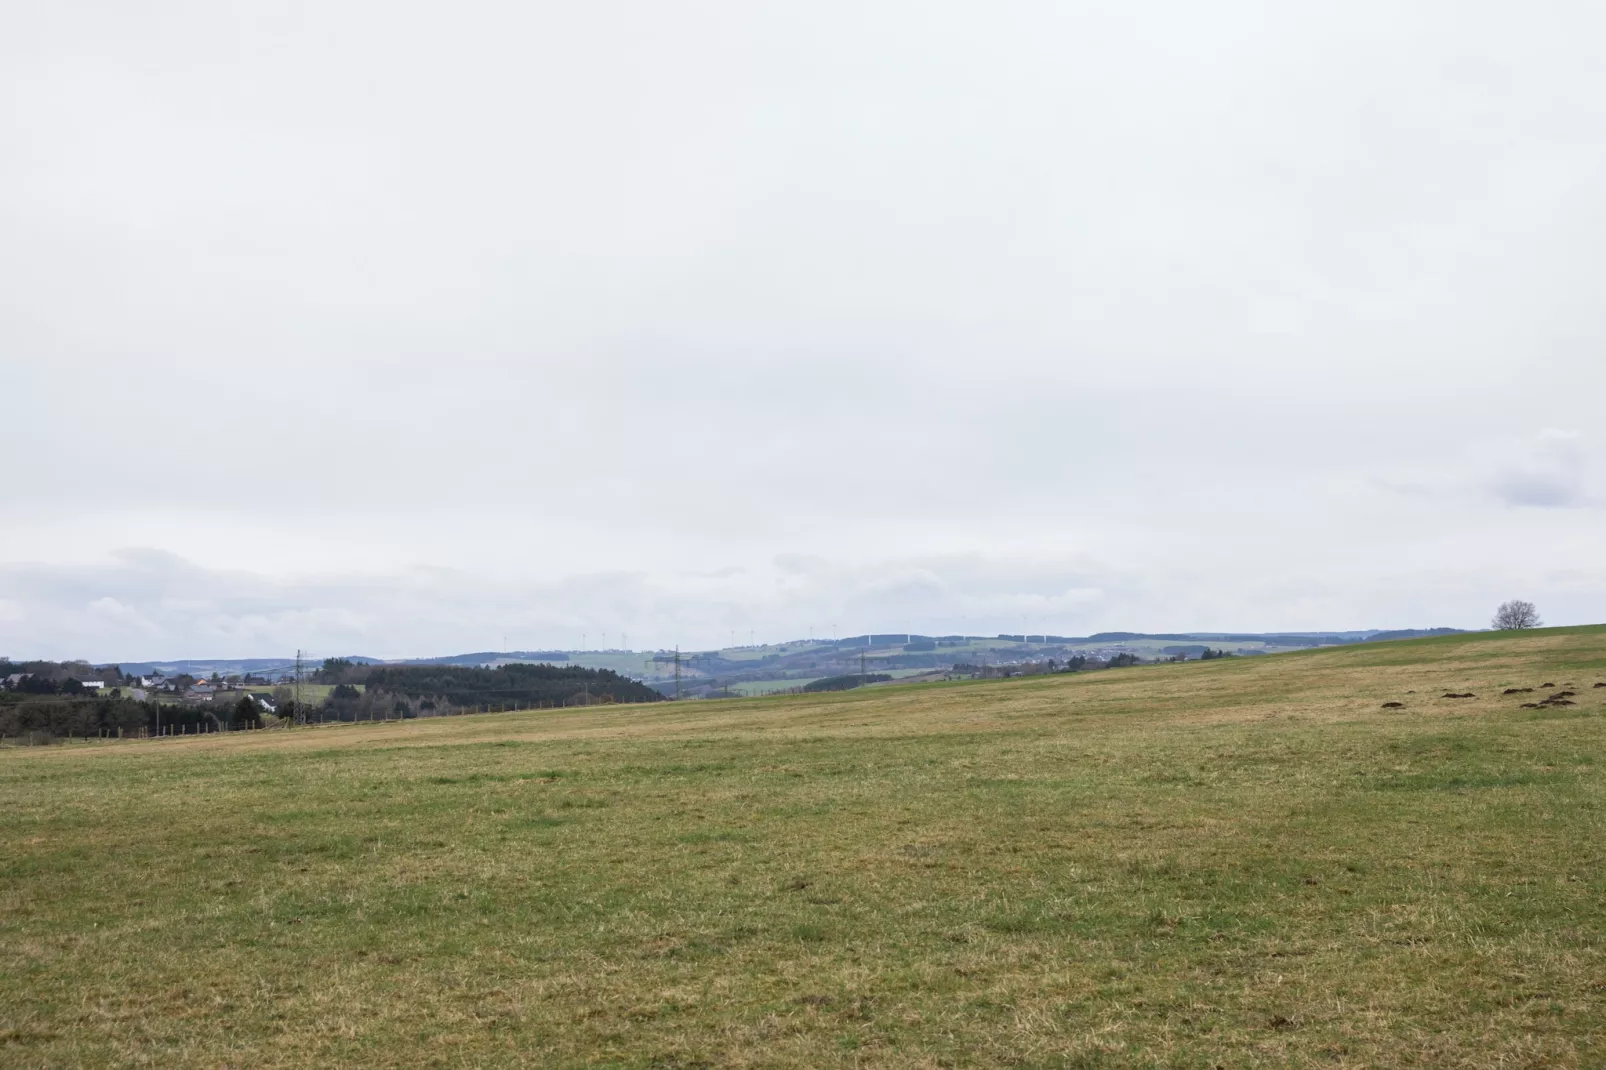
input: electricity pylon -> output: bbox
[650,647,712,700]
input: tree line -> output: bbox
[0,695,263,741]
[804,673,894,692]
[361,663,662,710]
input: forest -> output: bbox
[362,662,662,710]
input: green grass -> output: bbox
[289,682,364,702]
[3,627,1606,1066]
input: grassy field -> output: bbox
[4,627,1605,1067]
[728,679,823,697]
[270,682,362,704]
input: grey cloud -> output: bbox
[1370,430,1597,511]
[1490,431,1589,508]
[1491,472,1584,509]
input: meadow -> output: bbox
[3,627,1604,1067]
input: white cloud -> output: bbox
[3,1,1606,653]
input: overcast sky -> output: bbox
[3,0,1604,660]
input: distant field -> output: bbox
[4,627,1605,1067]
[227,683,359,704]
[565,654,655,675]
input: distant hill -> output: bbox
[109,657,357,677]
[1361,628,1466,642]
[1051,629,1464,646]
[90,629,1466,690]
[391,651,570,667]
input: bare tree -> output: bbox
[1492,600,1542,630]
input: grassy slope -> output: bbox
[3,627,1605,1068]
